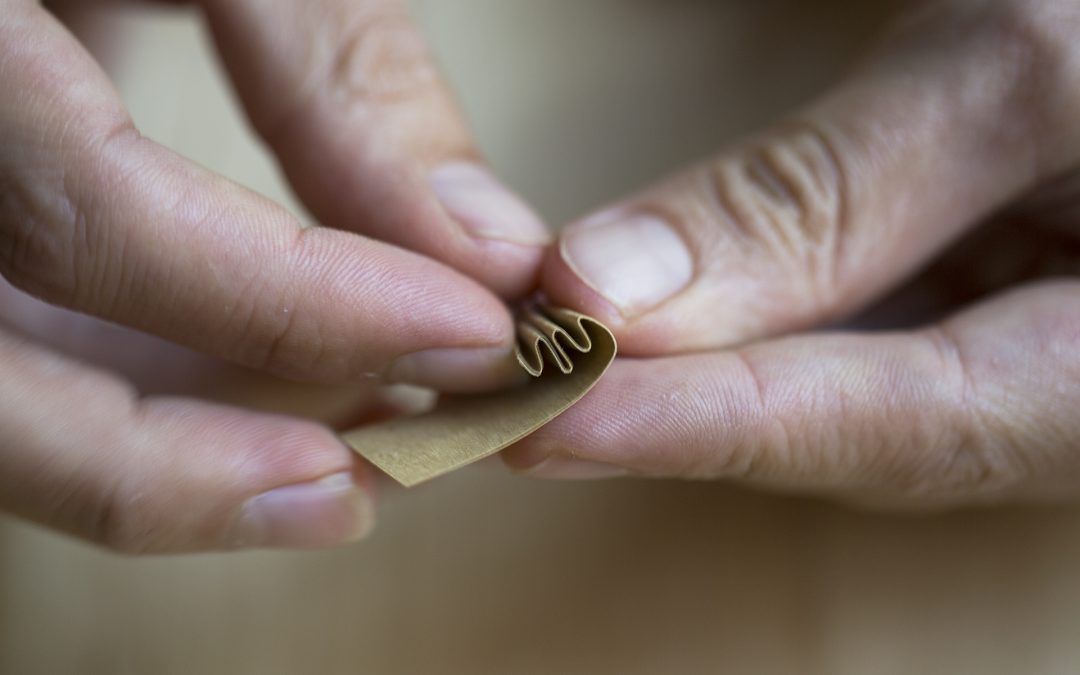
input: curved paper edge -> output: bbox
[516,306,596,377]
[342,307,617,487]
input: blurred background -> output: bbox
[3,1,1080,673]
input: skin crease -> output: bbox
[2,0,1080,555]
[0,0,544,553]
[503,0,1080,507]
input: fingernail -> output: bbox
[232,472,374,549]
[430,162,551,246]
[386,346,525,393]
[561,213,693,316]
[523,456,629,480]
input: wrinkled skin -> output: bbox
[0,0,546,553]
[504,0,1080,510]
[2,0,1080,554]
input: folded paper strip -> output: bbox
[343,305,617,486]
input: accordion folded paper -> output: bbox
[342,306,617,487]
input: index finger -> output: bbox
[505,282,1080,506]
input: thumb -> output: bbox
[0,329,375,554]
[541,2,1080,353]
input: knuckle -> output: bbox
[38,455,153,554]
[980,1,1079,110]
[259,3,456,160]
[249,301,322,378]
[987,0,1076,64]
[896,429,1027,502]
[0,118,138,310]
[328,6,439,106]
[665,352,781,481]
[895,0,1080,160]
[892,0,1074,66]
[87,481,151,555]
[898,328,1024,498]
[996,2,1080,154]
[933,442,1025,499]
[0,170,79,298]
[54,382,155,554]
[699,121,849,310]
[237,232,343,381]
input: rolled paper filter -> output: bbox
[342,305,617,487]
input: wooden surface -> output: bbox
[3,2,1079,673]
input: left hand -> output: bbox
[504,1,1080,508]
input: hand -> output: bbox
[0,0,549,552]
[505,0,1080,508]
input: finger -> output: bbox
[0,327,376,553]
[200,0,549,298]
[0,3,516,390]
[541,1,1080,353]
[505,281,1080,506]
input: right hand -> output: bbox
[0,0,548,553]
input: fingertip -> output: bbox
[468,237,547,300]
[385,344,530,393]
[230,469,376,549]
[501,441,550,472]
[429,163,551,247]
[517,456,630,480]
[429,162,550,299]
[268,230,520,382]
[540,235,622,322]
[503,424,631,480]
[218,413,362,487]
[135,401,377,552]
[540,231,686,355]
[558,212,694,316]
[206,417,378,550]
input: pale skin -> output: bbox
[2,0,1079,553]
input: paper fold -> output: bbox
[342,305,617,486]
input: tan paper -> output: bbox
[342,306,617,487]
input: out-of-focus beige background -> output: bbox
[3,2,1080,673]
